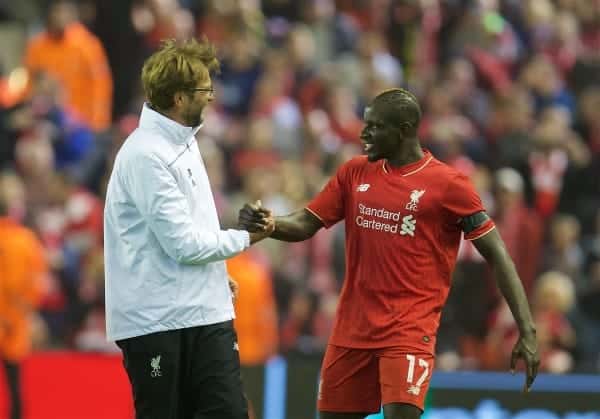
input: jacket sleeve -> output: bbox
[127,152,250,265]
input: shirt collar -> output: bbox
[382,149,433,177]
[139,103,202,145]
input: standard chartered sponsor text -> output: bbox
[356,203,414,235]
[358,203,402,221]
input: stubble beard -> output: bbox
[185,107,203,127]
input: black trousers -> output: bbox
[116,320,248,419]
[2,359,21,419]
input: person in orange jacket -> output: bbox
[228,250,278,419]
[23,0,113,132]
[228,250,278,367]
[0,172,48,419]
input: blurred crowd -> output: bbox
[1,0,600,374]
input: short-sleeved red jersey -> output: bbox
[306,150,495,354]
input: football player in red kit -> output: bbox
[238,88,539,419]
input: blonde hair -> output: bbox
[534,271,575,313]
[141,37,220,111]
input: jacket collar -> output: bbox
[139,103,202,145]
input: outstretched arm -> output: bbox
[239,204,323,242]
[473,228,540,392]
[271,209,324,242]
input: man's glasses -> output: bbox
[190,87,214,95]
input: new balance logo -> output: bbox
[356,183,370,192]
[399,215,416,236]
[150,355,162,377]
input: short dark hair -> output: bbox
[372,88,422,130]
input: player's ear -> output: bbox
[398,121,416,137]
[173,91,187,108]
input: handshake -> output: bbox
[238,200,275,244]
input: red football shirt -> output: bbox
[306,150,495,354]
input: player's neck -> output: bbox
[386,142,424,168]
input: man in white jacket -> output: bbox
[104,38,273,419]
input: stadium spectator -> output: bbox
[0,172,48,419]
[228,250,279,366]
[23,0,113,131]
[485,271,576,374]
[492,167,543,295]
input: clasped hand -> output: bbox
[238,200,275,243]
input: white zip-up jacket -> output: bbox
[104,104,250,341]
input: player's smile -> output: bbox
[362,141,375,152]
[360,122,376,160]
[360,105,406,163]
[361,138,379,161]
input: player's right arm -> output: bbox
[238,205,323,242]
[238,158,355,241]
[272,209,323,241]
